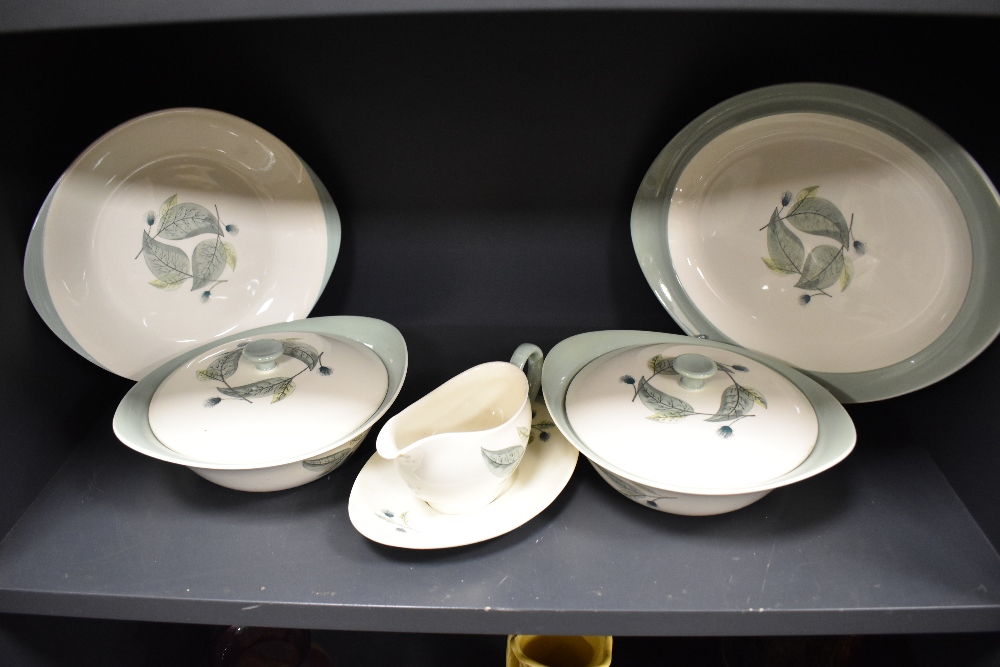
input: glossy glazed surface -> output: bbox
[542,330,855,514]
[149,332,388,465]
[25,108,341,380]
[632,84,1000,402]
[669,112,971,373]
[377,360,532,514]
[350,400,577,548]
[113,316,406,475]
[567,343,817,489]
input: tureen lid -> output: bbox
[147,331,388,465]
[565,341,818,490]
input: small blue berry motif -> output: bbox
[621,355,766,439]
[196,338,332,406]
[760,186,866,305]
[137,194,239,302]
[375,508,417,533]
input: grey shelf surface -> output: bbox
[2,0,999,34]
[1,411,998,636]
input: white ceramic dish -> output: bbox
[543,331,855,515]
[24,108,341,381]
[567,343,818,490]
[149,331,388,466]
[376,344,542,515]
[632,84,1000,403]
[113,316,406,492]
[349,400,578,549]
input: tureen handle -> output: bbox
[674,353,717,390]
[241,339,284,372]
[510,343,544,404]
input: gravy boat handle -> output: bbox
[510,343,544,404]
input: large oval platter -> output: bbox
[24,108,341,380]
[631,83,1000,402]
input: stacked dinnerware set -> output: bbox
[24,84,1000,550]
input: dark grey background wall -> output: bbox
[1,11,999,664]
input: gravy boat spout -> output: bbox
[376,345,543,514]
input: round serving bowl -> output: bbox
[113,316,407,492]
[542,330,855,515]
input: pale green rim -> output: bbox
[631,83,1000,403]
[113,316,407,470]
[22,108,342,380]
[542,330,856,496]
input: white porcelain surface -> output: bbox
[27,108,339,380]
[542,331,856,515]
[567,343,817,490]
[666,112,972,374]
[377,361,532,514]
[113,316,407,492]
[351,401,578,549]
[191,430,369,492]
[149,332,388,466]
[589,460,770,516]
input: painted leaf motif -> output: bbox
[157,202,223,240]
[766,208,804,273]
[142,231,190,280]
[271,378,296,403]
[647,354,678,375]
[743,386,767,409]
[217,377,290,399]
[636,377,695,420]
[199,348,243,382]
[840,255,854,292]
[792,186,819,208]
[761,257,797,275]
[600,468,652,499]
[222,241,237,271]
[149,274,187,290]
[159,194,178,221]
[302,447,353,472]
[481,445,525,478]
[705,385,756,422]
[795,245,845,290]
[533,421,555,430]
[281,340,320,370]
[191,238,228,290]
[517,426,530,444]
[647,410,691,423]
[786,197,850,246]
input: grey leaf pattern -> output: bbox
[765,208,805,274]
[281,340,320,370]
[794,245,845,291]
[157,202,223,240]
[481,445,525,478]
[142,231,190,281]
[705,385,755,423]
[786,197,850,246]
[196,348,243,382]
[302,447,354,473]
[190,238,228,290]
[217,377,291,399]
[636,377,695,420]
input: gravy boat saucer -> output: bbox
[348,400,578,549]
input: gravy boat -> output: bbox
[376,344,543,514]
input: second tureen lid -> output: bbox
[565,341,819,490]
[147,331,388,465]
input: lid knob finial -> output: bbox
[241,339,284,372]
[674,353,717,390]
